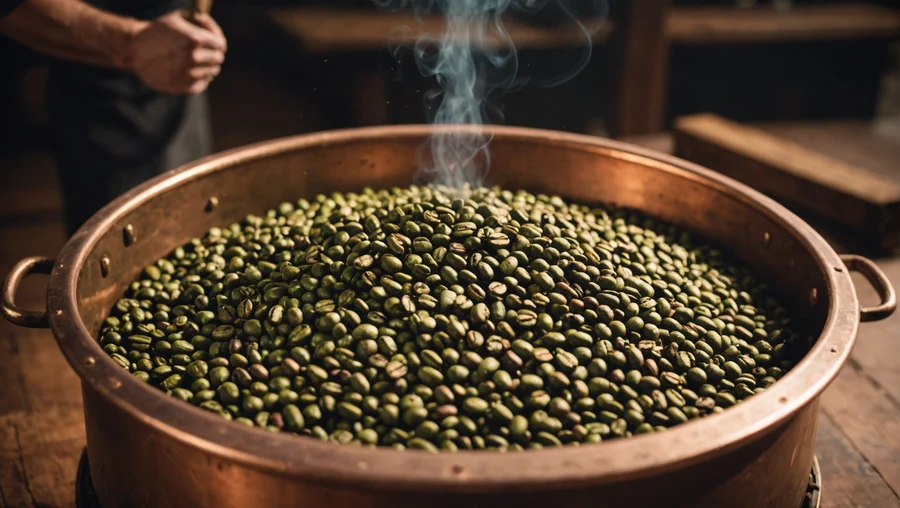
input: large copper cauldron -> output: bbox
[2,126,895,508]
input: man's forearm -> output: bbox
[0,0,146,70]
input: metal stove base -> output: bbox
[76,449,822,508]
[804,456,822,508]
[75,449,100,508]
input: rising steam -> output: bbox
[373,0,606,189]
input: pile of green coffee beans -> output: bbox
[99,185,806,452]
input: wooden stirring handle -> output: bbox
[186,0,213,25]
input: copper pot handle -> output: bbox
[840,254,897,322]
[1,256,54,328]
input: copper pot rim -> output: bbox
[47,124,858,491]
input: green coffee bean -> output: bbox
[101,184,801,451]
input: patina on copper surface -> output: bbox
[2,125,895,507]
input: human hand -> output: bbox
[124,11,227,95]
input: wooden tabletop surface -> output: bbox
[266,5,900,54]
[267,7,613,54]
[2,122,900,507]
[667,4,900,44]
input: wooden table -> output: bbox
[667,3,900,45]
[265,7,615,128]
[2,132,900,508]
[267,7,614,54]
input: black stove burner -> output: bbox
[75,449,101,508]
[75,449,822,508]
[803,456,822,508]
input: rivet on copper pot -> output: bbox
[100,255,110,278]
[123,224,136,247]
[809,288,818,306]
[205,196,219,212]
[762,232,771,247]
[110,378,123,389]
[84,357,96,367]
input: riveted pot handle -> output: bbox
[840,254,897,322]
[1,256,54,328]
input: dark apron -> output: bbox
[47,0,212,236]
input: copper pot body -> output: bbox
[6,126,893,508]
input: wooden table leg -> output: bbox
[607,0,672,137]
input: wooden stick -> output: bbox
[186,0,213,25]
[673,113,900,251]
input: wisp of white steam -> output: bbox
[372,0,607,189]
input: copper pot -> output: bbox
[2,125,895,508]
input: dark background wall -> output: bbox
[1,0,897,153]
